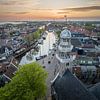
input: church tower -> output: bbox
[56,29,74,73]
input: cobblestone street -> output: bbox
[38,50,58,100]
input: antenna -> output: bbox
[64,15,67,25]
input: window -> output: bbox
[66,63,69,66]
[88,61,92,64]
[63,39,67,42]
[61,45,66,48]
[60,52,65,57]
[66,45,70,48]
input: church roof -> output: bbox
[89,82,100,100]
[51,69,98,100]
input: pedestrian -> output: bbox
[42,59,44,64]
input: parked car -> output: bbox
[36,55,47,61]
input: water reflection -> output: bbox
[19,31,56,65]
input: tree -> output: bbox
[85,23,95,31]
[24,35,32,46]
[56,30,61,38]
[0,62,48,100]
[33,29,43,40]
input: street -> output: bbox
[38,49,58,100]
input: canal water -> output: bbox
[19,31,56,65]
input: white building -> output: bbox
[56,29,75,72]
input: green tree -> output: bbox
[0,62,48,100]
[56,30,61,38]
[33,29,44,40]
[24,35,31,45]
[85,23,95,31]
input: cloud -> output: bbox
[31,8,53,11]
[14,12,29,14]
[0,11,29,15]
[0,0,17,5]
[57,11,70,14]
[61,6,100,12]
[0,0,40,6]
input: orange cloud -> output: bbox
[0,1,100,21]
[61,6,100,12]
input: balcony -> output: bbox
[58,45,73,52]
[60,41,70,46]
[56,54,73,63]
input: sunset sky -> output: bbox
[0,0,100,21]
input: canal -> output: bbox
[19,31,56,65]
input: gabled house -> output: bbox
[80,39,96,52]
[4,62,18,79]
[0,62,18,87]
[0,46,13,61]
